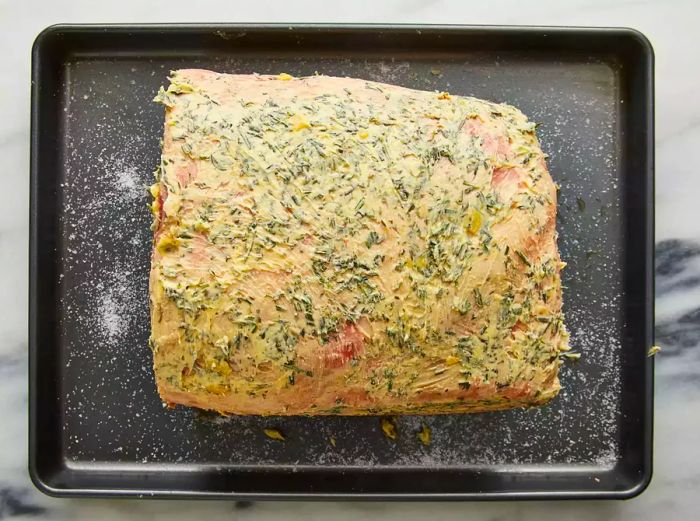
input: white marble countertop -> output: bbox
[2,0,699,519]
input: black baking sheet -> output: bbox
[29,24,654,499]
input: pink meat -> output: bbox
[492,166,520,187]
[175,162,198,187]
[322,322,365,368]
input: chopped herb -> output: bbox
[416,423,431,446]
[426,146,454,164]
[263,428,285,441]
[210,152,232,171]
[453,297,471,315]
[181,143,193,157]
[283,362,313,378]
[380,417,397,440]
[473,288,484,308]
[365,230,383,249]
[515,250,531,267]
[562,352,581,361]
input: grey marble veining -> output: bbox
[1,0,699,519]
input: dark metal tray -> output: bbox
[29,24,654,499]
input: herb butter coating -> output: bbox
[149,70,570,415]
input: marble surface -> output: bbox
[1,0,699,519]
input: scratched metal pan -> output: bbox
[29,24,654,499]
